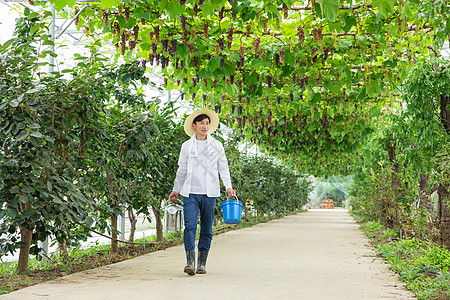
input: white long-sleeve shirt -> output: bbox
[172,133,232,198]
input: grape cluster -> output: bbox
[312,27,322,42]
[154,26,160,42]
[102,10,108,27]
[180,16,187,44]
[169,40,177,57]
[279,49,285,65]
[274,53,280,65]
[253,36,261,52]
[163,56,170,68]
[148,53,154,66]
[203,22,209,39]
[267,76,272,88]
[114,22,120,38]
[217,38,224,51]
[193,56,199,68]
[161,39,169,52]
[298,76,308,89]
[245,25,251,36]
[129,40,136,51]
[124,7,130,23]
[297,26,305,45]
[133,25,139,41]
[75,9,79,26]
[227,26,233,49]
[121,33,126,55]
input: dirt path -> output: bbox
[1,209,415,300]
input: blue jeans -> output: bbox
[183,194,216,252]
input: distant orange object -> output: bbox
[320,199,334,209]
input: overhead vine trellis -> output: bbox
[52,0,449,176]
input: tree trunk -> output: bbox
[436,93,450,248]
[17,223,34,274]
[17,200,35,274]
[437,184,450,249]
[58,225,69,261]
[419,174,435,214]
[58,240,69,262]
[153,207,163,242]
[127,208,137,243]
[111,215,118,253]
[385,140,400,228]
[244,206,249,219]
[440,94,450,134]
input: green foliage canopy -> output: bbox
[54,0,450,176]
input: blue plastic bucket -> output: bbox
[221,199,242,224]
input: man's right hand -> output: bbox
[169,191,179,202]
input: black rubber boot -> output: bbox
[184,250,196,276]
[196,251,208,274]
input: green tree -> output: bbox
[0,12,98,273]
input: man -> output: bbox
[169,109,236,276]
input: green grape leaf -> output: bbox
[318,0,339,22]
[99,0,121,9]
[50,0,76,12]
[342,15,357,33]
[373,0,395,17]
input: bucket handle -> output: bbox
[228,195,240,202]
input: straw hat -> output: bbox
[184,109,220,137]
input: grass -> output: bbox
[0,210,305,295]
[357,219,450,300]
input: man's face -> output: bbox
[192,118,210,137]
